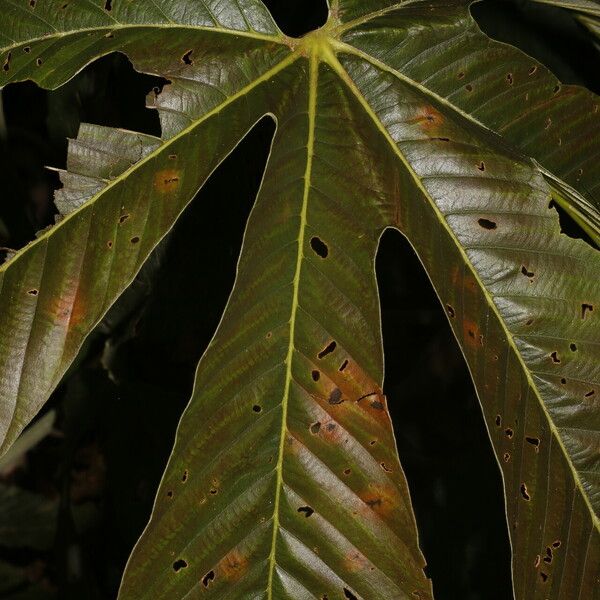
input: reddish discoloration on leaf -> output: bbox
[365,392,386,411]
[320,418,344,444]
[154,169,181,193]
[343,550,370,573]
[296,411,343,445]
[359,483,400,519]
[463,319,483,347]
[356,391,391,429]
[49,286,86,329]
[338,359,379,398]
[412,105,444,129]
[217,549,248,581]
[465,275,478,294]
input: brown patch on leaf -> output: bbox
[50,286,87,330]
[413,105,444,130]
[328,387,343,405]
[451,268,478,298]
[154,169,181,193]
[359,483,399,519]
[463,319,483,347]
[465,276,477,294]
[337,359,379,398]
[370,399,385,411]
[318,417,344,444]
[218,549,249,581]
[343,550,370,573]
[356,391,389,427]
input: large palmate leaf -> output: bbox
[0,0,599,598]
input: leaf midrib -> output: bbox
[265,42,318,598]
[0,22,287,55]
[320,48,600,533]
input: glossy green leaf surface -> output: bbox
[0,1,599,598]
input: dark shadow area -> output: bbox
[377,230,513,600]
[263,0,328,37]
[472,0,600,94]
[549,200,598,249]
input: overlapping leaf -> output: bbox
[532,0,600,40]
[0,0,599,598]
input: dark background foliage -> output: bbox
[0,1,597,598]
